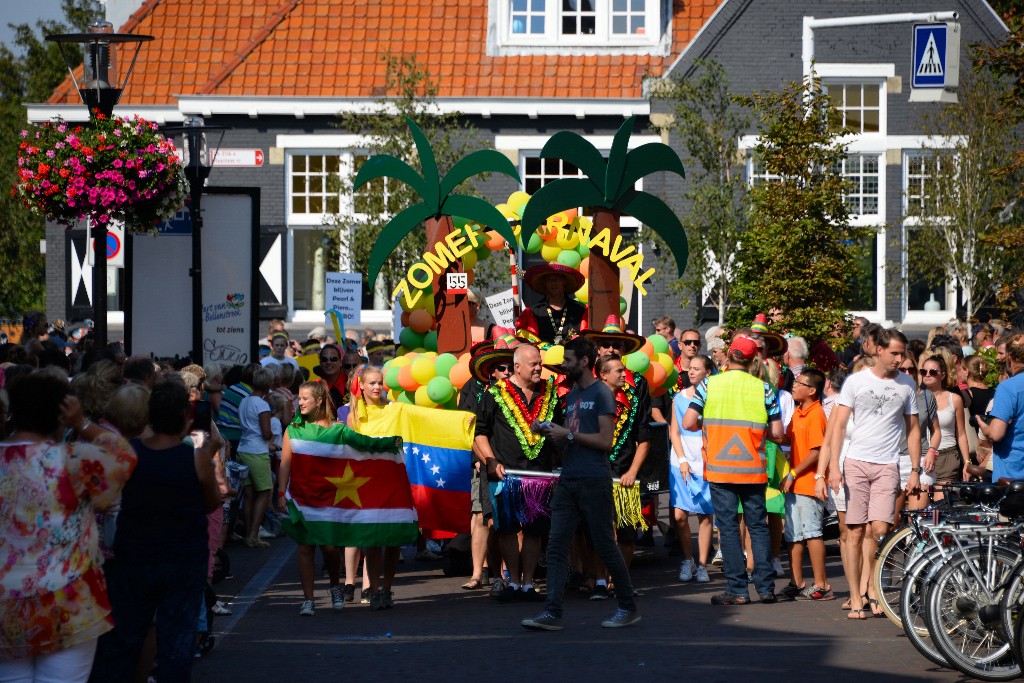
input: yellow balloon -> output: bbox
[555,226,580,250]
[507,191,531,210]
[544,345,565,367]
[414,385,438,408]
[410,357,436,385]
[391,355,412,368]
[461,248,478,270]
[656,352,675,374]
[541,243,561,263]
[575,285,588,304]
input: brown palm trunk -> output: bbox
[425,215,472,356]
[588,208,621,330]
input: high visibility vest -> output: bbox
[701,370,770,485]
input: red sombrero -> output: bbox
[470,334,519,382]
[580,315,645,355]
[523,263,586,295]
[750,313,787,357]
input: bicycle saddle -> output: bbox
[976,484,1006,505]
[1007,480,1024,495]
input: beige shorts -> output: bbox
[844,458,899,525]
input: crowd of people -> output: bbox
[4,292,1024,677]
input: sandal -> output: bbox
[867,597,884,617]
[840,598,852,610]
[462,578,483,590]
[847,608,868,620]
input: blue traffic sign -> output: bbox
[912,23,947,89]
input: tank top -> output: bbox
[115,439,207,563]
[936,394,957,449]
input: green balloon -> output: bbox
[397,390,415,405]
[384,366,402,391]
[665,368,678,389]
[399,327,425,350]
[648,333,669,355]
[620,296,628,315]
[435,352,459,377]
[525,232,544,254]
[426,376,455,404]
[624,352,650,374]
[556,250,582,268]
[577,242,590,258]
[423,330,438,352]
[443,394,459,410]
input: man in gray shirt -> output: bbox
[521,337,640,631]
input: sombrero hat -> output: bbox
[751,313,786,357]
[523,263,586,296]
[580,315,645,355]
[470,335,518,382]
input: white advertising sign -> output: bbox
[485,288,516,329]
[326,272,363,325]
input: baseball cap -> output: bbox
[729,336,758,361]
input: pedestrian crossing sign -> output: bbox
[910,22,960,102]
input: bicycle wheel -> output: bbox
[999,559,1024,670]
[873,524,917,628]
[901,546,951,668]
[925,544,1022,681]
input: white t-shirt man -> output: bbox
[838,369,918,465]
[238,394,271,454]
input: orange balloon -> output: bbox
[449,361,472,390]
[579,257,590,279]
[398,364,419,392]
[650,363,668,389]
[400,311,411,326]
[651,385,667,398]
[640,339,655,359]
[409,309,432,334]
[643,364,656,385]
[485,230,505,251]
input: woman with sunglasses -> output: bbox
[919,352,969,500]
[314,344,348,410]
[896,355,940,513]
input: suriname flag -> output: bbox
[282,421,420,548]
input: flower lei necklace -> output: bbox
[490,376,556,460]
[609,383,638,463]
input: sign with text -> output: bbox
[326,272,362,325]
[485,288,516,329]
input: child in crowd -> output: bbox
[781,368,832,600]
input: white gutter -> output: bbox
[25,104,185,125]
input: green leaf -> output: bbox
[367,202,437,286]
[520,178,607,245]
[442,194,519,247]
[538,132,607,186]
[604,117,636,199]
[353,154,428,199]
[621,143,685,190]
[616,190,689,277]
[405,116,441,207]
[439,149,520,198]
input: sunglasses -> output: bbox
[921,368,943,377]
[342,363,360,370]
[681,339,701,346]
[493,364,511,372]
[900,367,918,375]
[320,356,340,363]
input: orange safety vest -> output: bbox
[701,369,770,485]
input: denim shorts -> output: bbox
[783,493,825,542]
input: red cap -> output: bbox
[729,335,758,362]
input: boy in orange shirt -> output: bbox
[781,368,832,600]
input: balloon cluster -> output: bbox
[382,351,474,410]
[621,334,678,397]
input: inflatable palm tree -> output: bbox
[521,117,687,328]
[354,117,520,356]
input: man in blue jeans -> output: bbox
[521,337,640,630]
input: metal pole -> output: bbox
[189,173,203,363]
[92,220,107,346]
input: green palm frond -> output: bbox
[367,202,437,286]
[353,154,428,198]
[616,190,689,276]
[604,116,635,199]
[442,195,519,247]
[521,178,608,243]
[406,117,441,208]
[540,132,608,183]
[440,150,520,199]
[621,143,686,190]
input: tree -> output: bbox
[653,60,749,324]
[902,69,1021,323]
[729,79,869,344]
[0,0,101,318]
[520,116,687,329]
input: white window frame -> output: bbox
[493,0,663,51]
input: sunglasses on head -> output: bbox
[682,339,701,346]
[921,368,943,377]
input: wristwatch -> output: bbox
[566,431,576,443]
[913,467,923,474]
[813,474,825,481]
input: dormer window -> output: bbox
[502,0,661,49]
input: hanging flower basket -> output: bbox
[12,111,188,233]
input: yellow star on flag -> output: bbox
[325,463,372,507]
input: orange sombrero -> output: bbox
[522,263,586,295]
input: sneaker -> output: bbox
[211,601,232,616]
[258,527,276,540]
[695,566,711,583]
[711,549,724,566]
[521,587,545,602]
[590,584,609,601]
[797,585,835,601]
[382,590,395,609]
[771,556,784,576]
[360,588,371,604]
[678,559,694,582]
[759,592,778,604]
[489,578,507,599]
[781,582,803,600]
[710,592,750,605]
[601,608,641,628]
[343,584,356,602]
[496,586,520,603]
[330,585,345,611]
[299,599,315,616]
[370,591,385,611]
[521,611,563,631]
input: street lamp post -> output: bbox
[46,20,153,346]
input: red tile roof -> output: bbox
[48,0,723,106]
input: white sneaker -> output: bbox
[258,527,276,540]
[211,601,232,615]
[711,549,723,566]
[695,565,711,583]
[771,556,784,575]
[299,599,315,616]
[330,585,345,611]
[678,559,694,582]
